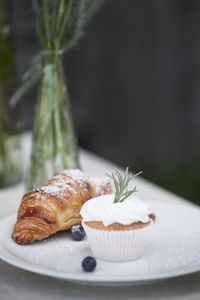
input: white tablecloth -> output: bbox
[0,134,200,300]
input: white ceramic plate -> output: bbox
[1,199,200,287]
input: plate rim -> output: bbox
[1,214,200,285]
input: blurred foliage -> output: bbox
[0,2,22,187]
[0,20,15,87]
[0,1,16,130]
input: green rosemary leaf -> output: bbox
[119,187,137,202]
[106,168,142,203]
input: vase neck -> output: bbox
[41,50,63,65]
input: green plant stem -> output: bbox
[51,54,69,169]
[51,0,59,38]
[58,0,73,45]
[28,61,53,188]
[43,0,51,50]
[55,0,65,39]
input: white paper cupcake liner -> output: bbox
[82,220,153,262]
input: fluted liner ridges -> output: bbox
[82,220,153,262]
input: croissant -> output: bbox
[12,169,114,244]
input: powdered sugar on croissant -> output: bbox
[12,169,114,244]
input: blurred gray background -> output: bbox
[11,0,200,203]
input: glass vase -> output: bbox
[26,51,80,191]
[0,0,23,188]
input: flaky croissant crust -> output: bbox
[12,169,114,244]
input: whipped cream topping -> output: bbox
[80,194,151,226]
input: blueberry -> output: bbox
[82,256,97,272]
[71,225,85,241]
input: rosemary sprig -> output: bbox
[106,168,143,203]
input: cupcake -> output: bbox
[80,168,154,262]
